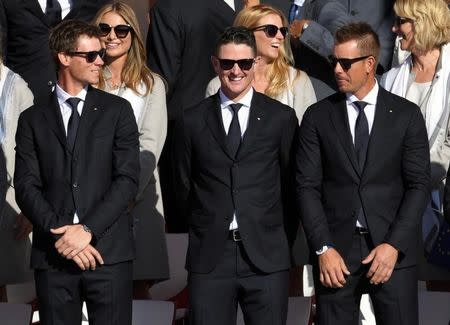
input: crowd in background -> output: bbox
[0,0,449,324]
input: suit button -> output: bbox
[350,10,357,15]
[73,183,78,188]
[233,189,238,193]
[233,164,238,168]
[225,216,229,221]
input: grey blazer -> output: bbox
[104,72,170,280]
[0,65,33,285]
[295,0,396,72]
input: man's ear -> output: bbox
[58,52,71,68]
[366,56,377,74]
[211,56,220,74]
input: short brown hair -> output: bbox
[49,19,101,68]
[335,22,380,65]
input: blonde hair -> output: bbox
[93,1,154,95]
[234,4,295,99]
[394,0,450,53]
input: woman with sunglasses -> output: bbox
[93,1,169,299]
[381,0,450,282]
[206,4,317,123]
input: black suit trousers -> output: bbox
[35,261,133,325]
[313,233,418,325]
[188,239,289,325]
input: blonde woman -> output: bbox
[381,0,450,281]
[93,1,169,299]
[206,4,317,123]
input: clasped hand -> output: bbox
[51,224,104,270]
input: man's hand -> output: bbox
[362,243,398,285]
[318,248,350,288]
[14,213,33,240]
[51,224,92,259]
[290,19,310,39]
[71,245,104,271]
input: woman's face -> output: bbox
[392,16,415,52]
[253,14,285,62]
[99,11,132,61]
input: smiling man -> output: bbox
[296,22,430,325]
[14,20,139,325]
[173,26,298,325]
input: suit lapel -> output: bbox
[236,93,263,160]
[73,87,101,156]
[41,92,67,149]
[23,0,49,27]
[206,94,235,160]
[361,88,391,178]
[329,94,361,177]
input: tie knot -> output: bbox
[353,101,368,112]
[229,103,243,114]
[66,97,81,110]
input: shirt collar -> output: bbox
[56,84,88,107]
[346,79,379,106]
[219,87,254,109]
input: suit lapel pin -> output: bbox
[389,109,393,113]
[93,107,98,111]
[257,117,261,121]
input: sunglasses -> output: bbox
[394,16,412,27]
[98,23,132,39]
[67,48,106,63]
[217,58,255,71]
[252,24,288,38]
[329,55,370,71]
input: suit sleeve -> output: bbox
[147,3,183,102]
[172,112,191,226]
[82,103,140,239]
[280,109,300,248]
[383,106,430,254]
[296,107,333,252]
[14,112,64,232]
[136,76,167,201]
[444,167,450,224]
[0,0,8,59]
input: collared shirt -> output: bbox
[219,87,254,230]
[38,0,71,19]
[55,84,87,224]
[56,84,87,136]
[346,80,379,144]
[293,0,306,6]
[223,0,235,11]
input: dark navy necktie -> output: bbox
[227,103,243,158]
[46,0,62,27]
[66,97,81,151]
[354,101,369,228]
[289,3,299,24]
[354,101,369,170]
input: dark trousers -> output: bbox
[188,238,289,325]
[35,261,133,325]
[313,232,418,325]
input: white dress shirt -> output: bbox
[219,88,254,230]
[38,0,71,19]
[223,0,235,10]
[55,84,87,223]
[317,80,379,255]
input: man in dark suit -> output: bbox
[173,27,298,325]
[296,23,430,325]
[14,20,139,324]
[0,0,110,98]
[147,0,289,232]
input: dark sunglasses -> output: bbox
[98,23,132,39]
[217,58,255,71]
[329,55,370,70]
[252,24,288,38]
[67,48,106,63]
[394,16,413,27]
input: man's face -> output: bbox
[333,40,372,99]
[64,36,104,87]
[212,42,255,101]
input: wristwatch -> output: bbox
[82,224,92,234]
